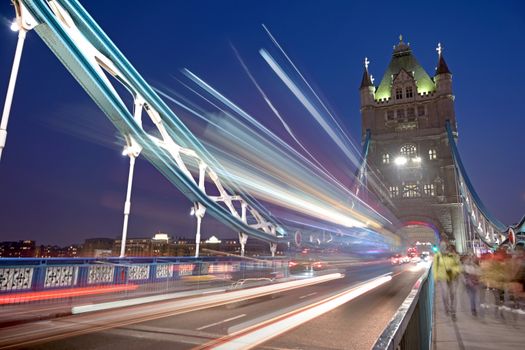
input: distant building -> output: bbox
[82,238,114,257]
[113,232,174,257]
[0,240,36,257]
[37,244,80,258]
[245,239,287,257]
[93,249,113,258]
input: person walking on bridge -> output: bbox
[435,242,462,321]
[463,254,482,316]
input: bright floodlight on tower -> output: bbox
[394,156,407,166]
[10,20,19,32]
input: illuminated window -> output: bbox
[395,88,403,100]
[423,184,435,196]
[400,144,417,157]
[405,86,413,98]
[387,110,395,120]
[428,149,437,160]
[403,183,421,198]
[417,105,425,116]
[382,153,390,164]
[389,186,399,197]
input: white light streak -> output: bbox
[211,274,392,350]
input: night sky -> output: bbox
[0,0,524,246]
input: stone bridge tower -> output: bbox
[359,36,466,252]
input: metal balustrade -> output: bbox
[0,257,288,305]
[373,265,434,350]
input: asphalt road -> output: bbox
[6,263,423,350]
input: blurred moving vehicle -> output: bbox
[288,257,328,276]
[391,254,403,265]
[420,251,430,261]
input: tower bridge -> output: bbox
[358,36,511,253]
[0,1,523,349]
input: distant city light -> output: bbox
[152,233,169,241]
[205,235,221,244]
[412,157,422,163]
[394,156,407,166]
[10,20,19,32]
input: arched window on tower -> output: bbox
[428,148,437,160]
[402,183,421,198]
[389,186,399,198]
[395,88,403,100]
[405,86,413,98]
[400,144,417,157]
[423,184,435,196]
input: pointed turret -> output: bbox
[375,35,435,100]
[360,58,374,88]
[359,57,375,106]
[435,42,451,75]
[434,42,453,95]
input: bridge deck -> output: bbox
[434,279,524,350]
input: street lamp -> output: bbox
[0,19,27,161]
[119,140,142,258]
[394,156,407,166]
[10,20,19,32]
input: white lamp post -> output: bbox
[0,21,27,161]
[119,141,141,258]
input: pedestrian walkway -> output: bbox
[434,280,525,350]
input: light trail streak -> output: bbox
[230,44,339,186]
[156,90,388,231]
[258,30,395,203]
[0,284,138,305]
[259,48,362,169]
[261,24,362,157]
[179,69,354,199]
[168,71,393,228]
[72,273,343,315]
[204,274,393,350]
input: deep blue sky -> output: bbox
[0,0,524,245]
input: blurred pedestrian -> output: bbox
[463,254,481,316]
[507,245,525,311]
[481,246,510,318]
[434,241,462,321]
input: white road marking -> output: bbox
[202,289,226,295]
[211,274,392,350]
[299,292,317,299]
[197,314,247,331]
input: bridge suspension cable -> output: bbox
[8,0,285,254]
[446,120,507,248]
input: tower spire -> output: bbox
[360,56,374,88]
[435,42,451,75]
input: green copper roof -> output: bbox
[375,41,435,100]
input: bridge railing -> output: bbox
[0,256,289,306]
[373,264,434,350]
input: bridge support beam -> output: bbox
[119,151,137,258]
[239,232,248,257]
[270,242,277,257]
[0,28,26,161]
[192,202,206,258]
